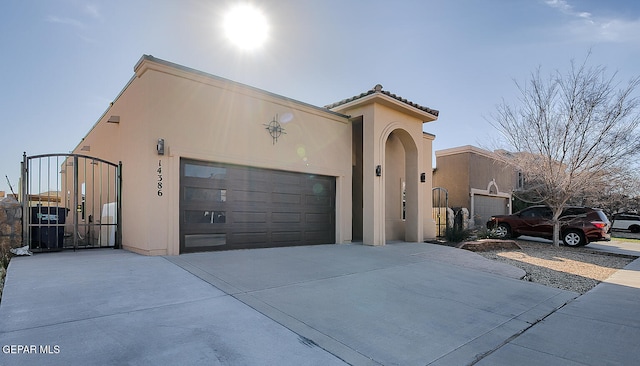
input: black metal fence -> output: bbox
[21,153,121,251]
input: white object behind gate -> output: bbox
[99,202,117,247]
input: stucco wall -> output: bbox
[468,153,515,194]
[433,153,471,208]
[74,57,353,255]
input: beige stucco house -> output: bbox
[71,55,439,255]
[433,145,520,227]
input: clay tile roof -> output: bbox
[325,84,439,117]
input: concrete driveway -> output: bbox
[1,241,638,365]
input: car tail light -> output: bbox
[592,221,607,229]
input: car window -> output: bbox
[521,207,551,218]
[596,210,610,222]
[538,207,552,218]
[562,208,586,217]
[615,214,640,221]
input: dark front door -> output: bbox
[179,159,335,253]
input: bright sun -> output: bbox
[223,4,269,51]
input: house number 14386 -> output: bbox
[157,160,163,196]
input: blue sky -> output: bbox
[2,0,640,194]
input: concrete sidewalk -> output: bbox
[1,242,638,365]
[478,252,640,365]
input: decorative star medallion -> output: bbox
[264,114,286,144]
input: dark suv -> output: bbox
[486,206,610,246]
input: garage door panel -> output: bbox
[271,231,303,243]
[183,210,227,224]
[180,159,335,253]
[231,178,269,191]
[181,176,226,188]
[232,190,270,203]
[305,195,333,206]
[184,234,227,248]
[306,212,332,224]
[182,227,226,237]
[231,211,268,224]
[272,192,302,205]
[183,187,227,203]
[230,231,269,244]
[272,186,304,194]
[305,186,332,197]
[304,231,334,243]
[230,167,269,181]
[271,171,302,185]
[183,164,227,179]
[272,212,302,223]
[304,177,332,187]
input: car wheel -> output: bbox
[629,225,640,234]
[563,230,585,247]
[494,223,511,239]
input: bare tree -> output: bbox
[491,55,640,246]
[579,168,640,215]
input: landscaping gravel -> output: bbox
[474,241,636,294]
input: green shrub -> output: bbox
[445,227,472,243]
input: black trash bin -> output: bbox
[30,206,67,250]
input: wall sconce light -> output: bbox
[420,172,426,183]
[157,138,165,155]
[375,165,382,177]
[107,115,120,124]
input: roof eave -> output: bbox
[330,93,438,122]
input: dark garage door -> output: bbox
[180,159,336,253]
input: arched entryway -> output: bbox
[382,127,420,242]
[332,84,439,246]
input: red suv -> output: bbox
[486,206,611,246]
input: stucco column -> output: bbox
[362,112,385,246]
[405,151,421,242]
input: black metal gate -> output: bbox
[432,187,449,237]
[21,153,122,252]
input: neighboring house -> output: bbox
[433,145,520,227]
[26,191,63,207]
[64,55,440,255]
